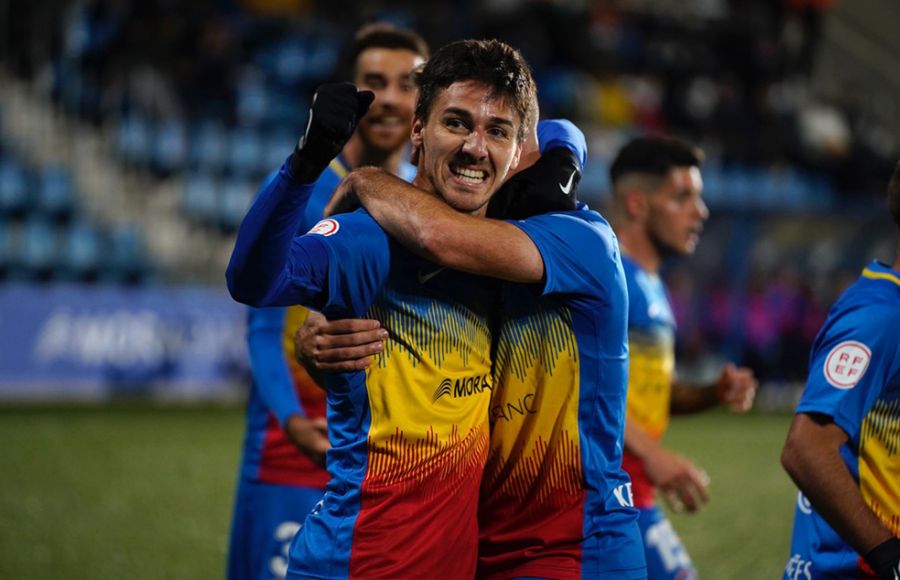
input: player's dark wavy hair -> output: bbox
[889,160,900,230]
[337,22,429,79]
[413,39,536,141]
[610,137,704,184]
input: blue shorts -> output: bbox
[637,506,697,580]
[227,478,325,580]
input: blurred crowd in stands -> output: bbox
[1,0,897,390]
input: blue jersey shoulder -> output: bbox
[621,255,675,332]
[514,208,622,298]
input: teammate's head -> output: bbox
[610,136,708,257]
[410,39,536,215]
[889,160,900,232]
[344,23,429,155]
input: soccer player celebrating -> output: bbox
[608,137,758,579]
[781,162,900,580]
[325,117,645,577]
[226,23,427,580]
[227,39,536,578]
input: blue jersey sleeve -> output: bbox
[226,157,319,305]
[311,211,392,319]
[511,210,622,298]
[796,304,900,440]
[247,307,305,425]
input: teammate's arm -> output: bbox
[226,83,373,306]
[248,307,329,466]
[781,413,899,576]
[326,119,585,284]
[624,419,709,513]
[338,167,545,283]
[669,363,757,415]
[293,311,386,373]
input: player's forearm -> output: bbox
[781,413,894,555]
[354,168,544,283]
[669,382,720,415]
[226,164,315,305]
[624,418,661,461]
[247,312,305,424]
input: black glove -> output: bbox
[865,537,900,580]
[486,147,580,220]
[290,82,374,183]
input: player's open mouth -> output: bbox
[450,164,487,184]
[370,115,404,128]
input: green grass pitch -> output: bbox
[0,407,796,579]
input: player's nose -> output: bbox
[461,130,488,159]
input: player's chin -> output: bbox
[443,186,492,214]
[362,127,410,153]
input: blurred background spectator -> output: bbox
[0,0,897,403]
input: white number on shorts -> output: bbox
[269,521,301,580]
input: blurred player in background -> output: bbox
[781,161,900,580]
[226,23,427,580]
[609,137,758,580]
[227,39,537,578]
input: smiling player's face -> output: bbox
[411,80,523,216]
[353,47,424,155]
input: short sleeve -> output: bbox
[797,305,897,439]
[511,210,621,299]
[303,210,391,318]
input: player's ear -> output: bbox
[624,189,648,220]
[411,117,424,152]
[510,140,523,173]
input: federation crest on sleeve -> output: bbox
[308,219,340,237]
[823,341,871,389]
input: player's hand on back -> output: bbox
[291,82,375,183]
[285,415,330,467]
[716,363,758,413]
[294,310,388,373]
[644,446,710,514]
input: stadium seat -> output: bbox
[227,128,263,179]
[18,217,59,280]
[58,220,102,281]
[152,119,189,175]
[219,179,253,232]
[0,158,30,217]
[116,114,153,167]
[36,166,76,221]
[189,121,228,173]
[104,224,148,284]
[182,172,219,223]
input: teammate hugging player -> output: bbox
[227,39,540,579]
[226,23,427,580]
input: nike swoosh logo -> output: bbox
[417,267,447,284]
[559,170,576,195]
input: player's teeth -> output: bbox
[454,167,485,181]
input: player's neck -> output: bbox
[617,226,661,274]
[342,136,406,176]
[893,248,900,272]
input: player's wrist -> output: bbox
[865,537,900,580]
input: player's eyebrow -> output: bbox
[443,107,515,130]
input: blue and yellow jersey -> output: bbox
[786,260,900,579]
[239,156,416,489]
[618,254,677,508]
[232,202,496,579]
[478,210,645,580]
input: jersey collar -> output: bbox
[861,260,900,289]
